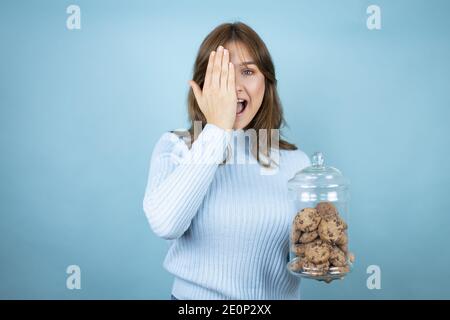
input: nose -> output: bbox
[235,76,244,93]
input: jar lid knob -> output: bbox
[312,152,324,167]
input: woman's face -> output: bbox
[224,41,265,130]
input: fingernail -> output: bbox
[218,46,223,51]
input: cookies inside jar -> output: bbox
[288,201,355,279]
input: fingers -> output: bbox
[211,46,224,89]
[227,61,235,92]
[203,51,215,91]
[203,45,232,93]
[189,80,202,106]
[220,48,229,90]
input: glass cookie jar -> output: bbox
[286,152,354,281]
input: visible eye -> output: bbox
[242,69,254,76]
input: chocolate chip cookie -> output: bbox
[294,208,321,232]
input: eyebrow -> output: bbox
[238,61,256,67]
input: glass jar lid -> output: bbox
[288,152,349,191]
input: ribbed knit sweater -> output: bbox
[143,124,311,300]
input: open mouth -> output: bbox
[236,99,248,115]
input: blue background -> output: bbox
[1,0,449,299]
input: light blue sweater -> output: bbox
[143,124,311,300]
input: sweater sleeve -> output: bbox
[142,124,232,240]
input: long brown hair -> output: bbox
[185,21,297,166]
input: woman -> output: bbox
[143,22,311,300]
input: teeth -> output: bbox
[236,99,246,114]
